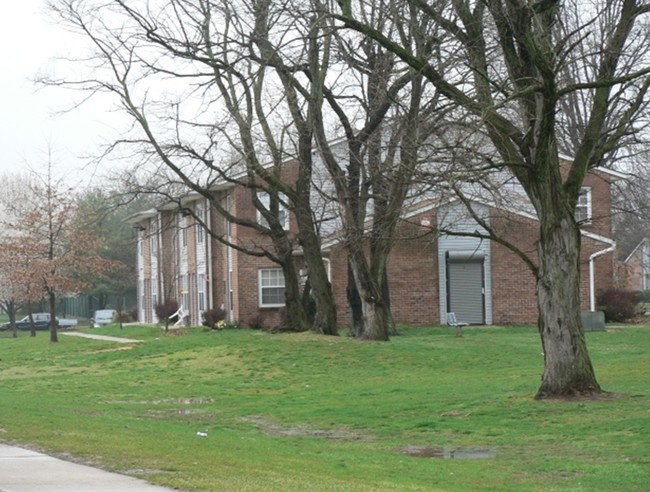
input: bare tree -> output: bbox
[310,1,452,339]
[336,0,650,397]
[46,0,339,335]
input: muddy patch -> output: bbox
[402,445,496,459]
[242,416,372,441]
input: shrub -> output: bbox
[635,290,650,303]
[202,308,226,330]
[597,289,638,322]
[115,310,133,323]
[247,314,266,330]
[128,305,139,322]
[155,299,179,322]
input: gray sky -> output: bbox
[0,0,123,185]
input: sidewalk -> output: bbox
[60,332,144,343]
[0,444,178,492]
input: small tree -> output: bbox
[3,164,114,343]
[155,299,179,332]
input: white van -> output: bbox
[92,309,117,328]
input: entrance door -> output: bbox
[447,252,485,324]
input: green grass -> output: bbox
[0,324,648,491]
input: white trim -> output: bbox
[580,229,615,246]
[258,268,286,308]
[323,194,615,250]
[624,238,649,264]
[589,244,617,312]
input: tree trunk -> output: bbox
[359,292,389,341]
[348,250,389,341]
[279,270,310,332]
[48,291,58,343]
[535,214,601,399]
[382,271,399,336]
[347,261,364,337]
[294,201,338,336]
[8,301,17,339]
[28,303,36,338]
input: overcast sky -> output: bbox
[0,1,123,186]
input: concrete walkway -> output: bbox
[60,332,144,343]
[0,444,177,491]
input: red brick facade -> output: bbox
[130,164,618,328]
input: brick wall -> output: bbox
[329,202,616,328]
[489,211,540,324]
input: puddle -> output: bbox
[402,445,496,459]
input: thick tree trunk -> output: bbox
[295,208,338,336]
[348,250,389,341]
[535,215,601,399]
[359,293,389,341]
[382,271,399,336]
[277,258,310,333]
[347,261,364,337]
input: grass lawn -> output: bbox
[0,324,647,491]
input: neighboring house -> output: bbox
[128,181,298,328]
[128,159,621,328]
[621,238,650,292]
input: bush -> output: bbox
[115,310,133,323]
[127,305,139,322]
[202,308,226,330]
[597,289,638,322]
[635,290,650,303]
[247,314,266,330]
[155,299,179,322]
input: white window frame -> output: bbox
[198,273,206,312]
[575,187,592,223]
[257,192,289,230]
[152,281,158,310]
[258,268,286,308]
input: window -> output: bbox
[179,274,190,311]
[258,268,285,307]
[198,273,206,312]
[257,192,289,230]
[150,225,158,255]
[575,187,592,223]
[152,281,158,308]
[178,215,188,249]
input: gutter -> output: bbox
[589,243,616,312]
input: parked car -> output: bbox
[0,313,77,331]
[91,309,117,328]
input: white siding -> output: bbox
[437,202,493,325]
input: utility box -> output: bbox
[581,311,605,332]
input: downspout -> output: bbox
[589,243,616,312]
[207,203,213,311]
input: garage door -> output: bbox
[447,251,485,324]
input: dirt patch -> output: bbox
[122,468,169,477]
[87,346,135,354]
[104,397,214,405]
[537,391,626,402]
[401,445,496,459]
[242,416,373,441]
